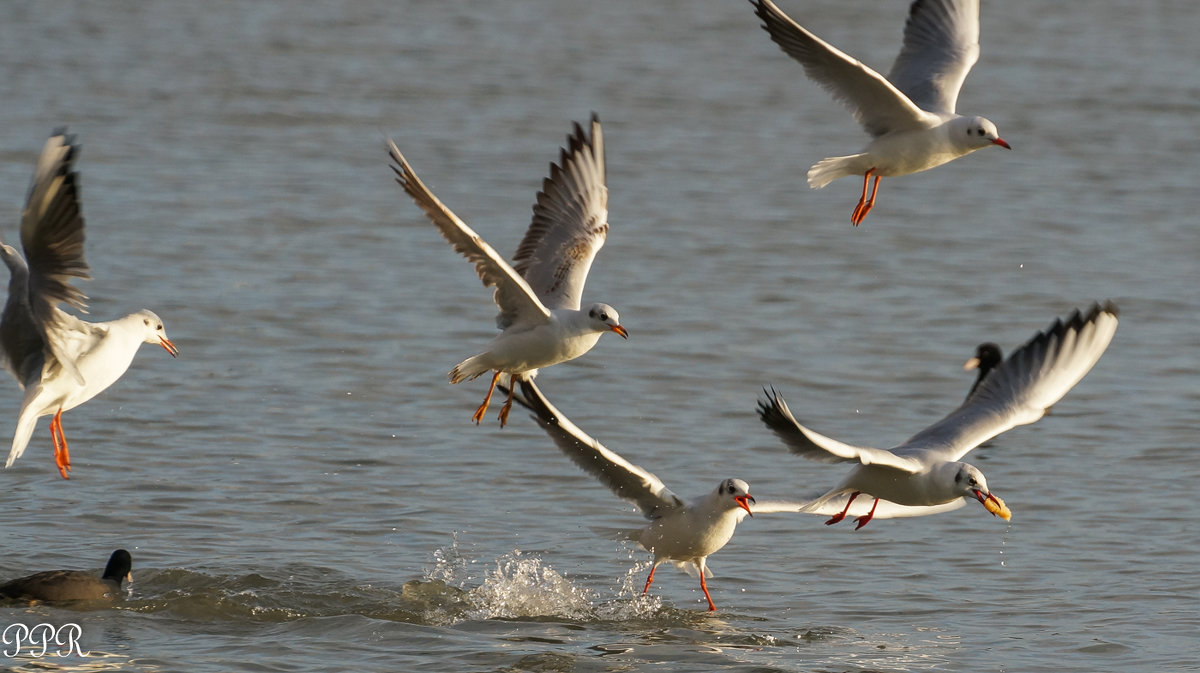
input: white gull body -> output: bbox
[757,303,1118,527]
[509,379,769,612]
[750,0,1010,224]
[388,115,626,427]
[1,129,178,478]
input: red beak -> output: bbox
[735,494,755,517]
[993,138,1011,150]
[159,336,179,357]
[610,324,629,339]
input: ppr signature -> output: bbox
[2,623,89,657]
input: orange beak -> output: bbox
[610,324,629,339]
[159,336,179,357]
[735,494,755,517]
[993,138,1011,149]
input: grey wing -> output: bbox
[756,387,924,472]
[895,302,1119,463]
[750,0,934,137]
[751,495,966,518]
[387,137,551,330]
[886,0,981,114]
[512,115,608,311]
[512,379,685,520]
[0,245,43,386]
[18,129,91,385]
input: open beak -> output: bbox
[992,138,1011,150]
[610,324,629,339]
[974,489,1011,521]
[963,356,981,371]
[735,494,756,517]
[159,336,179,357]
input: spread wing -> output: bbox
[387,137,551,331]
[894,302,1119,462]
[511,379,685,520]
[13,129,92,385]
[512,115,608,311]
[749,0,935,137]
[756,387,926,473]
[886,0,981,114]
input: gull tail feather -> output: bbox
[807,154,870,189]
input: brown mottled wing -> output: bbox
[511,115,608,311]
[387,137,551,331]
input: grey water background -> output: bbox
[0,0,1196,671]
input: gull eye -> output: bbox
[969,477,978,486]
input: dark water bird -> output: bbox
[963,342,1003,400]
[757,303,1118,529]
[749,0,1010,225]
[0,549,132,602]
[1,129,178,478]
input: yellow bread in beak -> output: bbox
[984,494,1011,520]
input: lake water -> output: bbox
[0,1,1196,671]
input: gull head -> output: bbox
[586,303,628,339]
[136,309,179,357]
[953,463,1011,521]
[955,116,1010,151]
[716,478,756,517]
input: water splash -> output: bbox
[466,550,595,621]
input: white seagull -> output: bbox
[757,303,1119,528]
[1,129,178,479]
[506,379,804,612]
[749,0,1011,225]
[388,115,627,427]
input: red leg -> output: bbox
[699,572,717,612]
[851,169,880,226]
[854,498,880,530]
[642,564,658,594]
[471,372,502,424]
[825,491,861,525]
[51,409,70,479]
[497,379,516,428]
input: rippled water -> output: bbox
[0,0,1196,671]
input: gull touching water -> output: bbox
[1,129,178,479]
[757,303,1118,528]
[749,0,1010,225]
[507,379,797,612]
[388,115,627,427]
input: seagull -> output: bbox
[0,549,131,602]
[505,379,806,612]
[2,129,178,479]
[749,0,1011,225]
[757,303,1119,529]
[963,342,1003,400]
[388,115,627,427]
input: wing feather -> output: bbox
[750,0,935,137]
[756,387,924,472]
[512,379,684,519]
[512,115,608,311]
[895,302,1119,462]
[387,137,550,330]
[886,0,980,114]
